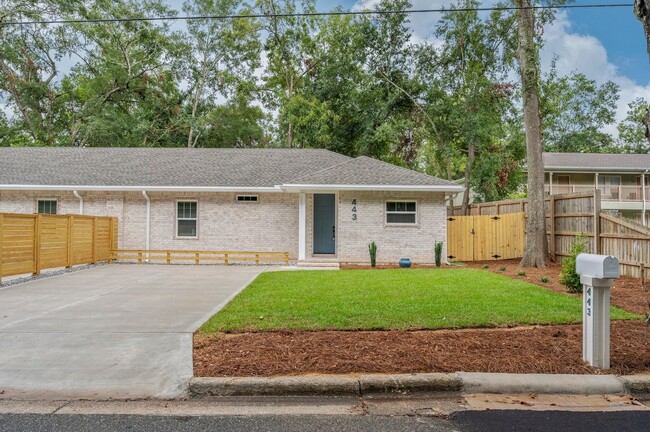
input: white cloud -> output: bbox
[540,11,650,136]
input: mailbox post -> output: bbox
[575,253,620,370]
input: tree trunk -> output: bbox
[445,156,456,211]
[634,0,650,61]
[515,0,548,268]
[461,143,475,216]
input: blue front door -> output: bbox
[313,194,336,254]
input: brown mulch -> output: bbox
[194,320,650,377]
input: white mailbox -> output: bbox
[576,254,620,279]
[575,253,620,370]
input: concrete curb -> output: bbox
[189,373,650,398]
[620,375,650,399]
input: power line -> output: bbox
[0,3,635,27]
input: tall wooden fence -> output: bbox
[447,213,526,262]
[449,190,650,278]
[0,213,118,283]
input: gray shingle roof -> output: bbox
[0,148,351,188]
[543,152,650,171]
[286,156,457,187]
[0,148,459,190]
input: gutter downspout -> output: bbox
[643,170,648,227]
[73,191,84,214]
[142,191,151,256]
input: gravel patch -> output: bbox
[0,263,107,289]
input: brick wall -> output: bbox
[0,189,447,263]
[336,191,447,264]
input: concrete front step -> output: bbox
[296,260,340,269]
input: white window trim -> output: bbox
[236,195,259,203]
[175,200,198,239]
[385,199,418,226]
[36,198,58,215]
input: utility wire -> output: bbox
[0,3,635,26]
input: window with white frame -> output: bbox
[37,200,57,214]
[176,201,197,237]
[385,201,417,224]
[236,195,258,202]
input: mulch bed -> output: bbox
[194,320,650,377]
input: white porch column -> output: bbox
[298,193,306,260]
[549,171,553,195]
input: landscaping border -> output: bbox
[189,373,650,398]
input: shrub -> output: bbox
[540,276,550,283]
[517,271,526,276]
[560,235,588,293]
[482,264,489,269]
[499,266,506,272]
[368,241,377,268]
[434,241,443,267]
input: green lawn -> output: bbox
[199,268,637,333]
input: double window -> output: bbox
[37,200,57,214]
[386,201,417,225]
[176,201,197,238]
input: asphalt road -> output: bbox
[1,411,649,432]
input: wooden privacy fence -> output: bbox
[447,213,526,262]
[449,190,650,278]
[0,213,118,283]
[110,249,290,266]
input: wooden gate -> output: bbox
[447,212,526,262]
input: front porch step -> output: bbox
[297,260,340,269]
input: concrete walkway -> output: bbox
[0,264,266,400]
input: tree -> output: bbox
[257,0,319,148]
[636,0,650,59]
[514,0,548,268]
[203,99,267,148]
[416,1,523,211]
[64,0,184,147]
[541,66,620,153]
[617,97,650,153]
[181,0,260,148]
[0,1,74,145]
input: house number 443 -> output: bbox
[352,199,357,221]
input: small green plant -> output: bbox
[434,241,443,267]
[482,264,489,269]
[540,276,550,283]
[560,235,588,293]
[517,271,526,276]
[368,241,377,268]
[499,266,506,272]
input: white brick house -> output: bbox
[0,148,462,265]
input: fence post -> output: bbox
[593,189,601,254]
[640,263,645,288]
[67,215,74,268]
[108,218,114,264]
[92,217,97,264]
[549,195,556,261]
[33,214,41,276]
[0,214,4,284]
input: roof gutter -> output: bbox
[280,184,465,193]
[0,185,283,192]
[530,167,650,174]
[142,191,150,252]
[72,190,84,214]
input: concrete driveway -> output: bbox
[0,264,266,399]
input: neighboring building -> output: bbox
[0,148,462,265]
[543,152,650,224]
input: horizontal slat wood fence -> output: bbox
[0,213,118,283]
[110,249,290,266]
[449,190,650,280]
